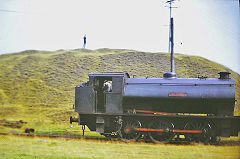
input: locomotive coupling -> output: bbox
[70,116,79,124]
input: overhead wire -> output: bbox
[0,9,28,14]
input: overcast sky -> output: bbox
[0,0,239,74]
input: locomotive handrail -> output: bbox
[126,83,233,86]
[128,109,176,115]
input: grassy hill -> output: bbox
[0,48,239,134]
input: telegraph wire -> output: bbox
[0,9,30,14]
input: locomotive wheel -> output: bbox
[148,120,174,143]
[184,121,212,143]
[119,119,142,142]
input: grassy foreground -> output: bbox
[0,135,239,159]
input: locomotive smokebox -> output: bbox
[218,72,231,80]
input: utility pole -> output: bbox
[166,0,177,73]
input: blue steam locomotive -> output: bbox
[70,71,240,143]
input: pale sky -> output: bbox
[0,0,239,74]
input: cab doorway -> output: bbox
[93,77,112,113]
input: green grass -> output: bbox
[0,48,239,135]
[0,135,239,159]
[0,48,239,159]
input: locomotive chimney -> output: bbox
[170,17,175,73]
[163,72,177,79]
[218,72,231,80]
[163,18,177,79]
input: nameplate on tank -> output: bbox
[168,92,188,97]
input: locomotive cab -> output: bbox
[75,72,129,114]
[74,72,129,133]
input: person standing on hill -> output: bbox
[82,34,87,49]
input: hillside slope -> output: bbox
[0,49,239,126]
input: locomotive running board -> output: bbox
[135,128,202,134]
